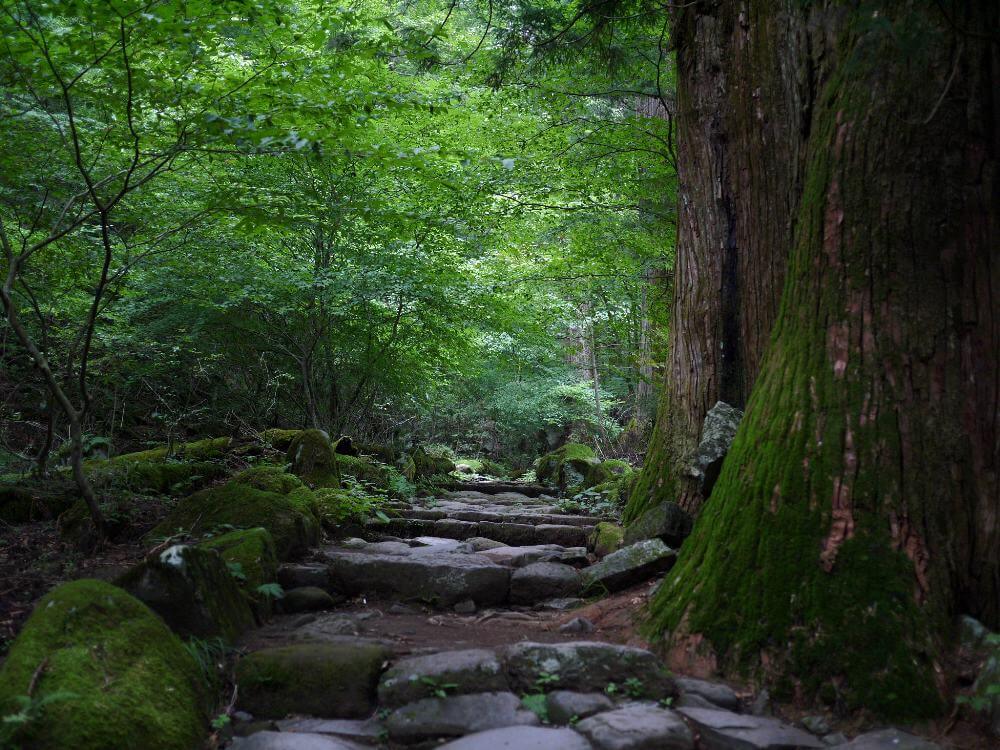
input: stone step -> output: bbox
[394,507,606,528]
[443,481,553,497]
[366,517,593,548]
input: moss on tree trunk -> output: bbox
[646,0,999,720]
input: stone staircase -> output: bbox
[226,483,935,750]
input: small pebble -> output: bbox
[559,617,595,634]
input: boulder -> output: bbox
[236,642,389,719]
[674,677,741,712]
[0,482,74,523]
[677,707,823,750]
[385,692,539,743]
[510,562,582,604]
[149,470,320,560]
[288,429,335,477]
[324,549,510,607]
[199,527,278,593]
[274,717,383,743]
[480,544,589,568]
[0,579,206,750]
[576,705,694,750]
[279,586,342,613]
[437,726,594,750]
[503,642,676,699]
[261,428,302,451]
[580,539,676,594]
[379,649,508,707]
[278,563,332,590]
[590,522,624,558]
[536,443,599,491]
[411,446,457,478]
[831,728,940,749]
[117,544,255,641]
[545,691,613,724]
[683,401,743,498]
[623,502,692,548]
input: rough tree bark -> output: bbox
[645,0,998,720]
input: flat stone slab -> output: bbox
[437,726,594,749]
[576,704,694,750]
[275,718,383,743]
[367,518,594,548]
[580,539,676,594]
[503,642,676,699]
[323,549,510,607]
[230,732,366,750]
[478,544,588,568]
[379,649,508,707]
[386,692,539,743]
[677,707,823,750]
[510,562,582,604]
[546,690,614,724]
[830,729,940,749]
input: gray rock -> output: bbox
[536,524,590,548]
[510,562,582,604]
[276,718,384,743]
[683,401,743,498]
[676,692,723,710]
[230,731,365,750]
[959,615,991,651]
[388,603,419,615]
[576,704,694,750]
[378,649,508,707]
[545,691,613,724]
[580,539,676,594]
[278,564,333,590]
[323,549,510,607]
[480,544,589,568]
[454,599,477,614]
[832,728,940,749]
[463,537,508,551]
[800,716,831,736]
[385,692,539,743]
[677,707,823,750]
[503,641,676,699]
[280,586,341,613]
[559,617,595,634]
[624,502,692,548]
[534,597,586,612]
[478,521,537,546]
[365,541,414,555]
[822,734,849,747]
[750,688,771,716]
[675,677,741,712]
[437,726,593,750]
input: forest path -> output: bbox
[223,483,879,750]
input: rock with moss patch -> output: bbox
[279,586,343,613]
[536,444,600,492]
[624,502,693,548]
[262,428,303,451]
[682,401,743,499]
[589,522,625,558]
[149,472,320,561]
[199,527,279,616]
[410,446,457,478]
[585,459,632,488]
[581,539,676,594]
[288,429,335,478]
[117,544,255,641]
[87,458,226,494]
[236,642,389,718]
[0,579,207,749]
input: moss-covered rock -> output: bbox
[287,429,334,477]
[313,487,384,529]
[589,522,625,558]
[199,527,278,594]
[261,428,302,451]
[335,454,394,488]
[536,443,599,491]
[236,642,389,718]
[116,545,255,641]
[112,437,232,463]
[0,579,207,749]
[148,475,320,560]
[624,501,693,548]
[87,459,226,494]
[233,465,305,495]
[410,445,457,478]
[585,459,631,488]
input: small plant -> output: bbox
[226,561,247,581]
[420,676,459,699]
[256,582,284,600]
[521,692,549,722]
[623,677,645,698]
[1,690,78,745]
[535,671,560,689]
[210,713,231,730]
[184,637,228,687]
[605,681,619,696]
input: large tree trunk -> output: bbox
[647,0,998,720]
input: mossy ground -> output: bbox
[0,579,207,749]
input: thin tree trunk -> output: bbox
[648,0,999,720]
[589,321,608,446]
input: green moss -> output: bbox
[313,488,383,528]
[111,437,232,464]
[88,459,226,494]
[287,429,334,477]
[236,642,388,719]
[590,522,625,557]
[0,579,206,749]
[233,465,304,494]
[149,477,320,560]
[536,443,599,491]
[261,429,302,451]
[409,446,457,478]
[199,527,278,593]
